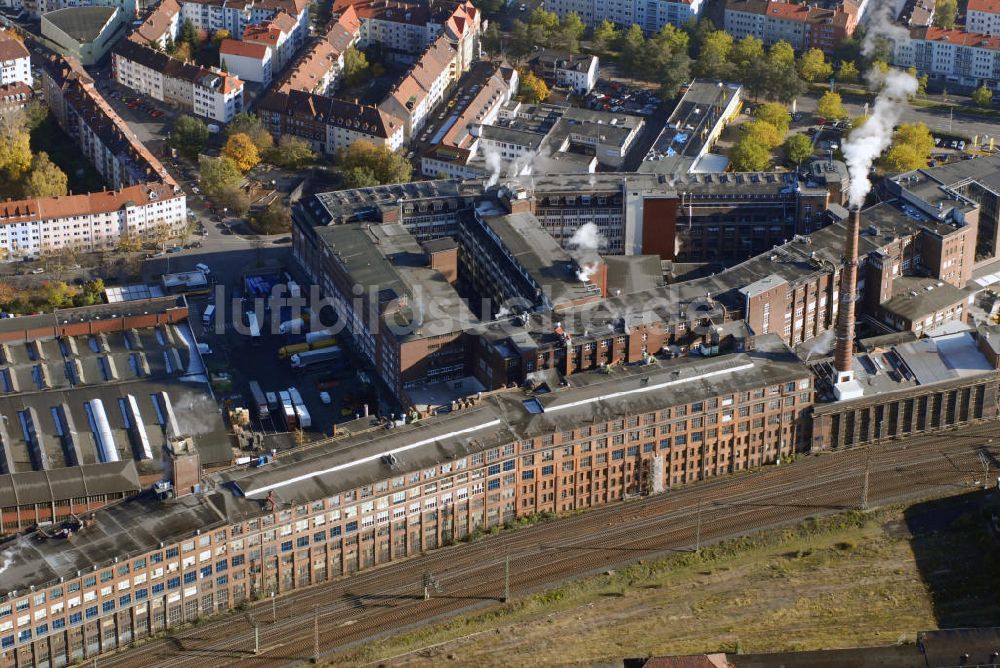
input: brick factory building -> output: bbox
[0,334,812,666]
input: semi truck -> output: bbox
[278,390,297,429]
[248,381,268,417]
[288,387,312,429]
[290,346,344,369]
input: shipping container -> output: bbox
[248,381,268,417]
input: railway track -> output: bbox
[100,426,1000,667]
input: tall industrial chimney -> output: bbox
[833,206,863,401]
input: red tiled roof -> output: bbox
[968,0,1000,13]
[0,184,180,225]
[219,38,270,59]
[918,25,1000,49]
[0,33,29,61]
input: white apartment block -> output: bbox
[178,0,308,47]
[893,26,1000,90]
[0,35,31,88]
[219,39,273,84]
[968,0,1000,35]
[546,0,702,32]
[113,39,244,122]
[0,186,186,258]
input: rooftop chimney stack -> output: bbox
[833,206,864,401]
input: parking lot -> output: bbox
[583,79,660,116]
[177,263,379,452]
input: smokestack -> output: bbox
[834,206,860,374]
[832,207,864,401]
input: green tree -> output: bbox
[508,20,532,60]
[199,155,243,196]
[343,165,379,189]
[619,24,646,72]
[226,112,272,151]
[171,115,209,158]
[783,132,814,166]
[972,84,993,108]
[768,40,796,69]
[528,7,559,34]
[555,12,585,52]
[481,23,502,54]
[339,140,413,186]
[797,48,833,83]
[731,136,770,171]
[817,91,847,119]
[518,70,549,103]
[216,185,250,217]
[343,46,369,87]
[251,201,292,235]
[934,0,956,28]
[759,43,805,103]
[180,18,198,49]
[837,60,860,84]
[222,133,260,172]
[693,30,734,80]
[744,119,782,149]
[755,102,790,134]
[24,152,68,198]
[730,35,764,69]
[592,20,619,54]
[657,50,691,100]
[265,135,315,169]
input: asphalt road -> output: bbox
[794,90,999,141]
[98,422,1000,668]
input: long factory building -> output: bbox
[6,157,1000,664]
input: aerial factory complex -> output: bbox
[1,0,1000,660]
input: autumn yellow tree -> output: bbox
[518,70,550,104]
[222,132,260,172]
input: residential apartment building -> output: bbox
[219,38,273,84]
[275,6,361,94]
[724,0,859,53]
[528,52,599,94]
[331,0,480,64]
[0,184,186,256]
[381,34,458,140]
[546,0,703,33]
[968,0,1000,36]
[0,33,30,87]
[0,333,813,667]
[112,39,244,122]
[178,0,308,48]
[257,89,406,152]
[893,26,1000,90]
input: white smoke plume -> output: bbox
[861,0,910,57]
[0,539,25,577]
[171,392,221,436]
[842,68,917,207]
[568,223,608,282]
[484,146,503,188]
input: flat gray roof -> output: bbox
[43,6,118,42]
